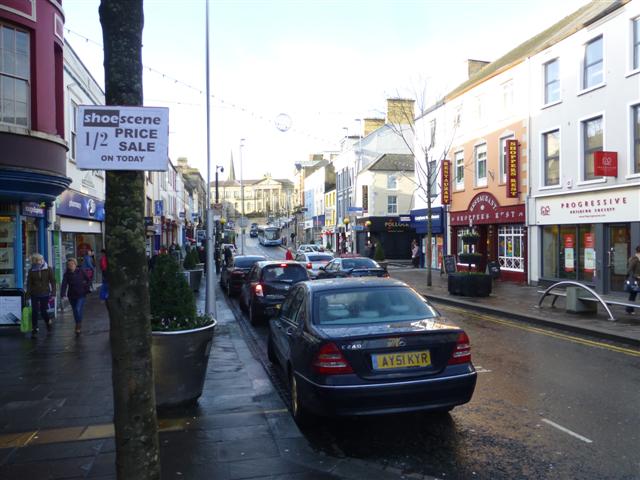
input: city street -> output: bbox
[229,236,640,480]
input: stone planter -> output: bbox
[447,273,492,297]
[152,321,216,408]
[185,269,203,292]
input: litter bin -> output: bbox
[566,286,597,313]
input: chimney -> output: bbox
[363,118,385,136]
[467,59,490,78]
[386,98,415,126]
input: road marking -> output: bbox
[438,304,640,357]
[474,365,492,373]
[542,418,593,444]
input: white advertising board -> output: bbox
[76,106,169,171]
[534,188,640,225]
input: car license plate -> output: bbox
[372,350,431,370]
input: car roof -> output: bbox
[301,277,407,293]
[234,255,265,260]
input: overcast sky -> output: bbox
[64,0,590,182]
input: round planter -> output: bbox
[152,321,216,408]
[447,273,492,297]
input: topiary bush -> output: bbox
[150,254,211,331]
[374,241,386,261]
[183,246,198,270]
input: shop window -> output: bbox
[543,129,560,186]
[0,24,30,127]
[582,116,603,181]
[0,216,16,288]
[541,225,559,278]
[456,228,477,255]
[497,225,523,271]
[541,224,595,281]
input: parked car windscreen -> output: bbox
[262,264,308,282]
[341,258,379,269]
[314,287,437,325]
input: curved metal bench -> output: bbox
[537,280,615,322]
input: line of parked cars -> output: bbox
[219,246,477,425]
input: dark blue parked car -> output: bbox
[267,278,477,423]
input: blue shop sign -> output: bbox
[410,207,444,234]
[21,202,46,218]
[56,190,105,221]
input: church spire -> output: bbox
[228,151,236,182]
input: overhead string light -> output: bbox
[65,27,342,146]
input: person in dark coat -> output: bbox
[26,253,56,336]
[61,258,91,335]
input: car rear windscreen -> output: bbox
[308,255,333,262]
[234,257,264,268]
[342,258,379,269]
[314,287,437,325]
[262,265,308,282]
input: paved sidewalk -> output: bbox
[0,286,426,480]
[391,268,640,347]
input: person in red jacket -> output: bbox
[285,247,294,260]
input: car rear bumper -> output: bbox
[295,370,477,416]
[254,295,286,316]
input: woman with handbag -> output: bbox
[61,258,91,335]
[25,253,56,337]
[625,245,640,315]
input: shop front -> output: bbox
[356,216,414,260]
[450,192,526,282]
[532,187,640,293]
[410,207,445,270]
[55,190,105,282]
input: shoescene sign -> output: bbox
[76,106,169,171]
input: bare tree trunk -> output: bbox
[425,151,433,287]
[100,1,160,478]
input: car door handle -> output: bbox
[285,326,295,336]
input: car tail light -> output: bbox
[280,263,288,267]
[254,283,264,297]
[448,332,471,365]
[306,262,312,269]
[312,343,353,375]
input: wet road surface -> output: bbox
[227,236,640,479]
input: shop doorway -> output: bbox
[607,224,630,293]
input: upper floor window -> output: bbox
[542,129,560,186]
[634,17,640,70]
[70,102,78,160]
[544,59,560,104]
[474,144,487,187]
[633,104,640,174]
[0,24,30,127]
[455,150,464,188]
[387,195,397,214]
[583,36,603,89]
[582,116,603,181]
[387,174,397,189]
[502,80,513,113]
[499,135,515,183]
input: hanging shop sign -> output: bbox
[362,185,369,213]
[506,139,519,198]
[450,192,524,226]
[594,151,618,177]
[76,105,169,171]
[534,188,640,225]
[441,160,451,205]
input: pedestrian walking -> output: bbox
[625,245,640,314]
[99,249,109,301]
[367,240,376,259]
[61,258,91,335]
[285,247,294,260]
[82,248,95,290]
[411,240,420,268]
[25,253,56,337]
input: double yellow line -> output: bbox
[439,304,640,357]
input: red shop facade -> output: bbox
[450,192,527,283]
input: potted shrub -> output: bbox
[183,246,203,292]
[150,254,216,407]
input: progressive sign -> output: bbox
[76,106,169,171]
